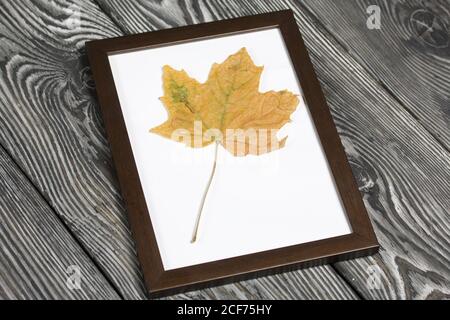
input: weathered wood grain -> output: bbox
[302,0,450,150]
[0,0,146,299]
[95,0,450,299]
[0,145,120,300]
[165,265,358,300]
[0,0,359,299]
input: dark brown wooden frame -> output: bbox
[86,10,378,298]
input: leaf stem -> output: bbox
[191,141,219,243]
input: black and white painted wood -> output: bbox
[0,0,148,299]
[95,0,450,300]
[0,0,360,300]
[164,265,359,300]
[0,0,448,299]
[302,0,450,151]
[0,145,120,300]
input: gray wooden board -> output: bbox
[95,0,450,299]
[302,0,450,151]
[0,145,120,300]
[0,0,359,299]
[0,0,145,299]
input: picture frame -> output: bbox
[87,10,379,297]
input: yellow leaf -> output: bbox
[150,48,301,242]
[151,48,299,156]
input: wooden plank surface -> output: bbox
[0,0,359,299]
[95,0,450,299]
[165,265,358,300]
[302,0,450,151]
[0,145,120,300]
[0,0,145,299]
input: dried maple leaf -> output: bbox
[151,47,299,156]
[150,48,300,242]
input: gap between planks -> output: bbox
[298,2,450,156]
[0,136,125,300]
